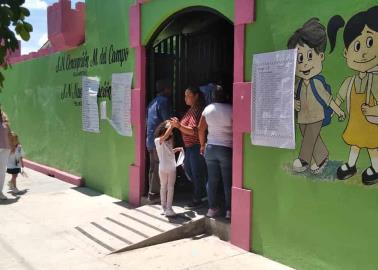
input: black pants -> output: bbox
[148,148,160,194]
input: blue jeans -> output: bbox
[184,144,207,202]
[205,144,232,211]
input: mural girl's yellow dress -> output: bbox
[343,81,378,148]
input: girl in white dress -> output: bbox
[154,121,183,217]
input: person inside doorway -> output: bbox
[170,86,207,209]
[146,79,173,202]
[198,85,233,219]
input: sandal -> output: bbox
[336,163,356,180]
[362,166,378,185]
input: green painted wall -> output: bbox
[0,0,233,202]
[1,0,135,200]
[244,1,378,269]
[3,0,377,269]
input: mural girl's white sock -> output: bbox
[367,149,378,175]
[342,146,360,170]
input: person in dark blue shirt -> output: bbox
[146,79,172,201]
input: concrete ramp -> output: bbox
[73,204,206,254]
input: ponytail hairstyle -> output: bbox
[328,6,378,53]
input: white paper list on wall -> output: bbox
[110,72,133,137]
[82,76,100,133]
[251,49,297,149]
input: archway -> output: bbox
[145,7,234,203]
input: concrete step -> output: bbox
[73,204,207,254]
[205,217,230,241]
[74,222,127,253]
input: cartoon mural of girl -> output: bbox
[328,6,378,185]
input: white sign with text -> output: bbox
[251,49,296,149]
[82,76,100,133]
[110,72,133,136]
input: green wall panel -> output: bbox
[1,0,136,200]
[244,1,378,269]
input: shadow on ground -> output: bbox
[71,186,102,197]
[0,197,20,205]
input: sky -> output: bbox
[21,0,84,55]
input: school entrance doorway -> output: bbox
[145,7,234,202]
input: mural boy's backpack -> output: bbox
[296,75,333,126]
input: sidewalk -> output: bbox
[0,168,294,270]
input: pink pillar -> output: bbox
[231,187,252,250]
[231,81,252,250]
[233,24,245,83]
[129,4,141,49]
[128,3,146,206]
[235,0,256,25]
[230,0,255,252]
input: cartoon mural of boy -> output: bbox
[328,6,378,184]
[287,18,345,174]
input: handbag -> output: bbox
[365,73,378,124]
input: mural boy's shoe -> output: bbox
[362,166,378,185]
[336,163,356,180]
[293,159,309,172]
[310,157,329,175]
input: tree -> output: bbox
[0,0,32,89]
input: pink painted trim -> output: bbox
[137,0,149,3]
[233,24,245,83]
[129,46,147,206]
[232,132,244,189]
[23,159,84,187]
[130,4,141,48]
[129,165,141,206]
[135,46,146,166]
[135,46,146,89]
[235,0,255,25]
[230,187,252,251]
[48,0,85,49]
[231,0,256,252]
[233,82,251,133]
[131,88,141,125]
[9,0,85,64]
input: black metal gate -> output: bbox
[147,24,233,117]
